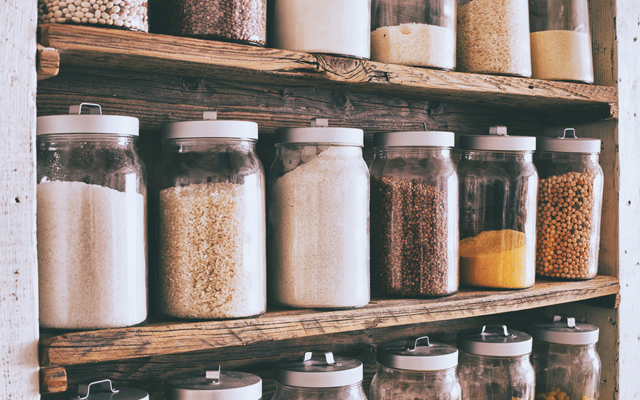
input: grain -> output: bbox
[530,30,594,83]
[37,0,148,32]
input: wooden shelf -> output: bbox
[39,275,619,367]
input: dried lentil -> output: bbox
[37,0,148,31]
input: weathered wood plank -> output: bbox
[40,367,67,394]
[36,44,60,81]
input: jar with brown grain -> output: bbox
[534,129,603,280]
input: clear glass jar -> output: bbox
[371,0,456,69]
[529,0,594,83]
[268,119,369,309]
[370,336,462,400]
[457,325,535,400]
[38,0,148,32]
[71,379,149,400]
[370,130,458,297]
[37,103,147,330]
[534,129,603,280]
[457,0,532,77]
[156,113,266,320]
[165,366,262,400]
[458,127,538,289]
[530,316,601,400]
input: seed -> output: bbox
[37,0,148,31]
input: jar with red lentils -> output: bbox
[534,128,603,280]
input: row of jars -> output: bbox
[37,0,595,83]
[35,105,603,329]
[77,317,602,400]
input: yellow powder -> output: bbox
[530,30,594,83]
[460,229,531,289]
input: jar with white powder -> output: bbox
[37,103,147,330]
[268,118,370,309]
[156,112,266,320]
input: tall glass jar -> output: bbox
[535,129,603,280]
[156,112,266,320]
[370,129,458,297]
[268,118,369,309]
[458,127,538,289]
[38,0,148,32]
[37,103,147,330]
[370,336,462,400]
[273,351,367,400]
[165,366,262,400]
[457,0,532,77]
[371,0,456,70]
[457,325,535,400]
[529,0,594,83]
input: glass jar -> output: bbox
[37,103,147,330]
[371,0,456,69]
[529,0,594,83]
[38,0,148,32]
[458,126,538,289]
[72,379,149,400]
[457,325,535,400]
[268,119,369,309]
[457,0,532,77]
[370,336,461,400]
[535,129,603,280]
[156,112,266,320]
[370,129,458,297]
[530,315,601,400]
[273,351,367,400]
[165,366,262,400]
[271,0,371,59]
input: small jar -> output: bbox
[370,336,462,400]
[273,351,367,400]
[457,325,535,400]
[458,126,538,289]
[72,379,148,400]
[530,315,601,400]
[38,0,148,32]
[370,129,458,297]
[535,129,603,280]
[529,0,594,83]
[271,0,371,59]
[156,112,266,320]
[457,0,531,77]
[268,119,369,309]
[371,0,456,69]
[37,103,147,330]
[165,366,262,400]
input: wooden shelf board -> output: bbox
[38,24,617,115]
[39,275,620,367]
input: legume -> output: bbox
[37,0,148,31]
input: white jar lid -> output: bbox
[37,103,139,136]
[161,111,258,141]
[457,325,533,357]
[73,379,149,400]
[275,118,364,147]
[530,315,600,345]
[537,128,601,154]
[377,336,458,371]
[165,367,262,400]
[373,130,455,148]
[459,126,536,151]
[274,351,363,388]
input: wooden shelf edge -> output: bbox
[36,44,59,81]
[39,275,620,367]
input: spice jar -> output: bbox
[38,0,148,32]
[457,0,532,77]
[73,379,149,400]
[271,0,371,59]
[370,128,458,297]
[165,366,262,400]
[535,129,603,280]
[37,103,147,330]
[273,351,367,400]
[530,315,601,400]
[156,112,266,320]
[458,126,538,289]
[457,325,535,400]
[371,0,456,70]
[370,336,462,400]
[529,0,594,83]
[268,118,369,309]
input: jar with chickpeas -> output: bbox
[534,129,603,280]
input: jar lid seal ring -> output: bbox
[530,315,600,345]
[377,336,459,370]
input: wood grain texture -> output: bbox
[36,44,59,80]
[40,367,67,394]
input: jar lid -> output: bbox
[530,315,600,345]
[275,118,364,147]
[537,128,601,154]
[377,336,458,371]
[37,103,139,137]
[71,379,148,400]
[373,128,455,148]
[274,351,363,388]
[165,366,262,400]
[457,325,533,357]
[458,126,536,151]
[161,111,258,141]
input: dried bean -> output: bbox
[37,0,148,32]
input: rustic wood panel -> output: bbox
[589,0,617,86]
[36,44,59,81]
[40,367,67,394]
